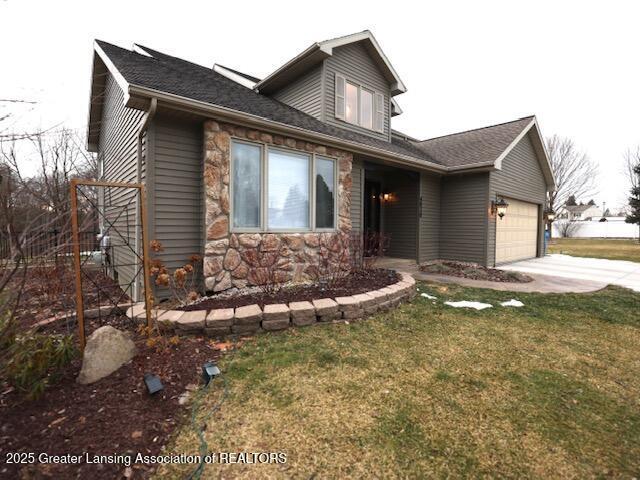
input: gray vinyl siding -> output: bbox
[382,171,419,259]
[323,43,391,142]
[98,73,144,300]
[440,173,489,265]
[150,114,204,299]
[487,133,547,266]
[271,66,322,119]
[350,159,364,232]
[418,172,441,262]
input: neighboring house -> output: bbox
[87,30,555,300]
[560,205,603,221]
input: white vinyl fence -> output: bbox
[552,219,640,239]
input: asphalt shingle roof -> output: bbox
[414,117,534,167]
[95,40,535,170]
[565,205,596,213]
[96,41,441,166]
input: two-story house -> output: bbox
[560,204,603,221]
[87,31,555,299]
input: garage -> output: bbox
[495,197,539,264]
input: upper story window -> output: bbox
[335,74,384,133]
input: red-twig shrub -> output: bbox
[241,243,288,295]
[307,231,391,287]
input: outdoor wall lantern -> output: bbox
[202,361,221,386]
[381,192,394,202]
[144,373,164,395]
[492,196,509,219]
[544,209,556,222]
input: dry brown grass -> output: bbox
[158,283,640,479]
[549,238,640,263]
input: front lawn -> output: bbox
[160,282,640,479]
[549,238,640,263]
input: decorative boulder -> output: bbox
[76,326,137,385]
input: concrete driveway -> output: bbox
[499,254,640,292]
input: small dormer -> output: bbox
[255,31,406,142]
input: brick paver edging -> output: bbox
[139,271,416,337]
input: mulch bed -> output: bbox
[419,260,533,283]
[178,268,400,311]
[0,314,228,479]
[6,263,129,330]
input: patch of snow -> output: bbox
[500,299,524,307]
[421,293,437,300]
[444,301,493,310]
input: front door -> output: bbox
[364,180,381,235]
[363,180,382,256]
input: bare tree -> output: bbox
[623,147,640,192]
[1,129,97,217]
[0,129,97,251]
[0,128,97,344]
[545,135,599,212]
[623,148,640,242]
[0,98,39,140]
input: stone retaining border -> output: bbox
[149,271,416,338]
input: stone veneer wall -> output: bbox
[203,120,353,292]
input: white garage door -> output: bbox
[495,198,539,264]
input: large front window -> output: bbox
[231,140,337,231]
[267,149,310,229]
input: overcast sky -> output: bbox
[2,0,638,211]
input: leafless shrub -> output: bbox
[307,231,391,287]
[241,242,288,296]
[304,233,352,288]
[148,240,202,307]
[350,231,391,271]
[555,220,581,238]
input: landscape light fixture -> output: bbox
[492,196,509,219]
[202,361,221,386]
[144,373,164,395]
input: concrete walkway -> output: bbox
[378,256,608,293]
[499,254,640,293]
[413,270,606,293]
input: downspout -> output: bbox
[133,98,157,301]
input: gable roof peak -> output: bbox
[255,30,406,96]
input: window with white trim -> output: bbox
[335,74,385,133]
[231,140,337,231]
[360,88,373,130]
[345,82,358,124]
